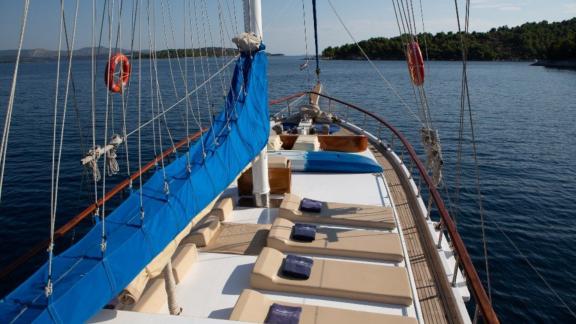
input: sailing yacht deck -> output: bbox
[90,148,429,323]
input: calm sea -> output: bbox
[0,56,575,322]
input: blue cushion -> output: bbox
[291,223,317,242]
[313,123,341,134]
[265,303,302,324]
[281,255,313,280]
[299,198,322,213]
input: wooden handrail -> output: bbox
[0,130,205,280]
[275,91,498,324]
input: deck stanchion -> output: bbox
[473,306,480,324]
[437,222,444,249]
[426,195,433,220]
[417,174,422,194]
[452,255,460,287]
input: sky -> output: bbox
[0,0,575,55]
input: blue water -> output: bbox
[1,56,575,322]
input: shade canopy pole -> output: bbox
[243,0,269,208]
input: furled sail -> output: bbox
[0,50,269,323]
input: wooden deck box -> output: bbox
[237,160,292,196]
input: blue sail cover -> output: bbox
[0,51,269,323]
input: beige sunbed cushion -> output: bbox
[230,289,418,324]
[212,197,234,221]
[118,221,194,305]
[185,215,221,247]
[279,193,396,230]
[250,248,412,306]
[267,218,403,262]
[130,277,167,313]
[201,223,271,255]
[171,243,198,284]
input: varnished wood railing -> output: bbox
[0,130,205,281]
[270,91,499,324]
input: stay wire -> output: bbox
[327,0,422,125]
[47,0,64,297]
[453,0,492,302]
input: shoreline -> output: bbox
[531,60,576,70]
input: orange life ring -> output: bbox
[406,41,425,86]
[105,53,131,93]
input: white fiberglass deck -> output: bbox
[91,149,421,323]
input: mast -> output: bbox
[312,0,320,82]
[244,0,270,208]
[243,0,262,38]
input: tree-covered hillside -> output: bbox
[141,47,238,59]
[322,18,576,61]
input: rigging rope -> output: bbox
[487,217,576,319]
[0,0,31,203]
[91,0,100,219]
[195,0,218,146]
[47,0,64,298]
[326,0,422,124]
[125,56,238,138]
[453,0,493,302]
[300,0,312,85]
[186,0,207,159]
[146,0,159,166]
[137,0,144,219]
[202,0,227,98]
[48,0,81,297]
[149,0,169,189]
[183,1,192,170]
[101,0,116,254]
[59,0,87,155]
[311,0,321,82]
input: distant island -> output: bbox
[322,18,576,67]
[0,46,284,63]
[141,47,237,59]
[143,48,284,58]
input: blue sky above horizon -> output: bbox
[0,0,575,55]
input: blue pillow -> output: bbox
[282,255,314,280]
[265,303,302,324]
[291,223,317,242]
[300,198,322,213]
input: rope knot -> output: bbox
[106,134,123,177]
[100,238,107,253]
[44,279,53,297]
[163,181,170,195]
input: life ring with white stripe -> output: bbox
[105,53,131,93]
[406,41,425,86]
